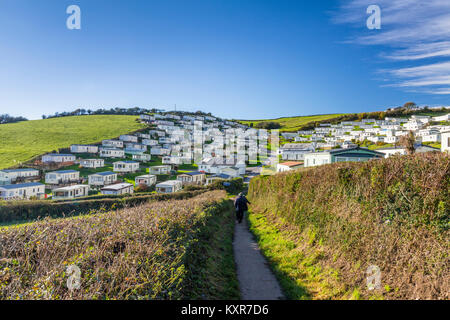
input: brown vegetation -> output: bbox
[0,190,239,300]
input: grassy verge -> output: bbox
[247,210,356,300]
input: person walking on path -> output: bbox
[234,192,251,224]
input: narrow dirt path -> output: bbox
[233,216,285,300]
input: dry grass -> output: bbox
[0,190,237,300]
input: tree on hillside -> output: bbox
[399,131,416,155]
[403,102,417,110]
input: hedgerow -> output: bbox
[248,152,449,299]
[0,190,239,299]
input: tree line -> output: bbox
[0,114,28,124]
[42,107,164,119]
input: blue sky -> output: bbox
[0,0,448,120]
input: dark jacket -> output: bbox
[234,196,251,212]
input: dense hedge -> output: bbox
[0,190,206,224]
[0,191,240,299]
[248,152,449,299]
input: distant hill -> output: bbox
[0,115,145,169]
[238,107,449,132]
[238,114,346,132]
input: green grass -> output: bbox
[246,210,350,300]
[238,114,346,132]
[0,115,146,169]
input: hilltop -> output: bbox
[0,115,145,169]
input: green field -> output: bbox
[239,114,346,132]
[0,115,145,169]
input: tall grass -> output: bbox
[248,153,449,299]
[0,190,239,300]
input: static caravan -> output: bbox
[124,148,145,156]
[45,170,80,185]
[0,182,45,200]
[149,165,171,175]
[102,140,124,148]
[442,131,450,153]
[176,172,206,185]
[88,171,118,187]
[276,161,303,172]
[125,143,147,151]
[101,183,134,195]
[0,168,39,184]
[155,180,182,194]
[53,185,89,200]
[132,153,152,162]
[0,171,11,185]
[113,161,140,173]
[150,146,170,156]
[42,154,76,164]
[70,145,99,154]
[99,147,125,158]
[206,173,232,185]
[142,139,158,146]
[135,174,157,186]
[80,159,105,169]
[119,135,138,143]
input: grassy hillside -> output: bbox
[0,190,240,300]
[248,153,449,300]
[239,114,346,132]
[0,115,145,169]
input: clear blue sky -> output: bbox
[0,0,448,120]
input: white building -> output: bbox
[376,147,407,158]
[277,161,303,172]
[42,154,76,163]
[0,182,45,200]
[119,135,138,143]
[70,145,99,154]
[99,147,125,158]
[80,159,105,169]
[441,131,450,153]
[0,168,39,185]
[155,180,182,193]
[45,170,80,185]
[101,183,134,195]
[149,165,171,175]
[102,140,124,148]
[88,171,118,187]
[53,185,89,200]
[135,174,157,186]
[132,153,152,162]
[113,161,139,173]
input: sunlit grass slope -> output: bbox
[0,115,145,169]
